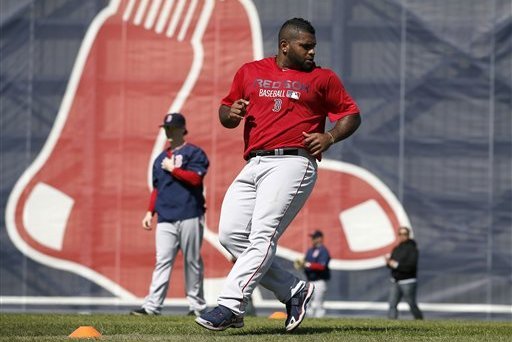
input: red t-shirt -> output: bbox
[221,57,360,159]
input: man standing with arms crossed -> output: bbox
[196,18,361,332]
[131,113,209,317]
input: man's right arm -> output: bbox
[219,105,241,128]
[218,99,249,129]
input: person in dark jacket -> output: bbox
[385,226,423,320]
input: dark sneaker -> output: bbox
[285,282,315,332]
[195,305,244,331]
[130,308,159,316]
[187,309,206,317]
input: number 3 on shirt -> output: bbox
[272,98,282,112]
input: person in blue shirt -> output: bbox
[303,230,331,318]
[131,113,209,317]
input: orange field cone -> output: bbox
[68,326,102,339]
[268,311,287,319]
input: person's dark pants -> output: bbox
[388,280,423,319]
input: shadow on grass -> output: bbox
[225,326,337,335]
[227,325,432,336]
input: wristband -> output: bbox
[326,131,335,144]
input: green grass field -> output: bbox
[1,313,511,341]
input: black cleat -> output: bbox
[130,308,159,316]
[195,305,244,331]
[285,282,315,332]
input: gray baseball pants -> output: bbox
[308,279,327,317]
[143,216,207,314]
[217,153,317,316]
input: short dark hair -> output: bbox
[278,18,315,41]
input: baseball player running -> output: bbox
[131,112,209,317]
[196,18,361,332]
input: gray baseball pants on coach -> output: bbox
[143,217,207,314]
[308,279,327,318]
[217,152,317,316]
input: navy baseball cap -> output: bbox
[309,230,323,239]
[160,113,187,133]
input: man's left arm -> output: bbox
[327,114,361,144]
[171,168,203,187]
[305,248,331,270]
[162,149,209,187]
[303,114,361,157]
[303,72,362,157]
